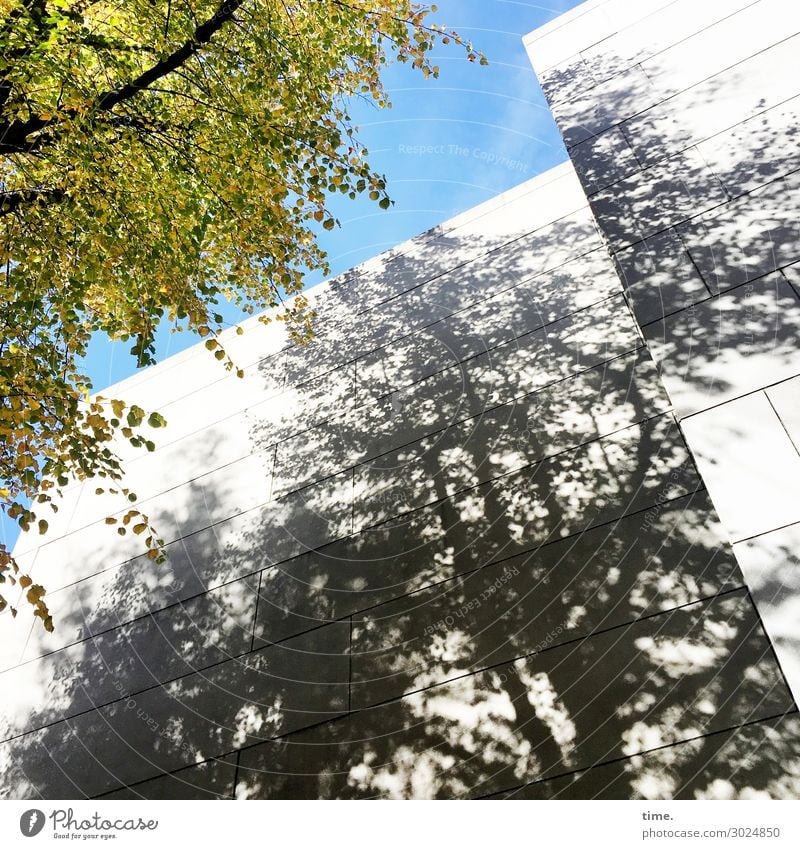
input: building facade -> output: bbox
[1,0,798,799]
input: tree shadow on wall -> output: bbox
[0,210,797,800]
[545,45,800,400]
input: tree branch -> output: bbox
[0,0,244,154]
[0,187,64,216]
[94,0,245,113]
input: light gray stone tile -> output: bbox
[577,0,757,94]
[643,273,800,417]
[290,211,604,388]
[766,374,800,454]
[539,54,593,106]
[68,430,269,536]
[270,413,361,500]
[570,126,642,195]
[273,269,634,500]
[253,505,458,647]
[122,411,255,506]
[677,172,800,295]
[329,297,640,500]
[33,451,274,590]
[524,0,649,76]
[114,359,284,460]
[14,575,259,706]
[781,262,800,296]
[10,483,83,558]
[457,295,640,412]
[256,412,699,648]
[682,393,800,542]
[310,172,591,336]
[734,523,800,703]
[24,472,352,661]
[697,95,800,199]
[355,250,623,403]
[622,35,800,166]
[376,213,603,333]
[246,361,356,449]
[639,0,800,104]
[552,64,657,148]
[439,411,700,557]
[0,572,36,673]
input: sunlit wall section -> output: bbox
[526,0,800,709]
[0,157,794,799]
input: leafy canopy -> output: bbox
[0,0,483,628]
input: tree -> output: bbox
[0,0,484,629]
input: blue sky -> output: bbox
[82,0,583,388]
[3,0,583,552]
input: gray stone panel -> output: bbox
[498,713,800,799]
[257,210,606,416]
[614,228,710,324]
[33,449,275,592]
[681,392,800,543]
[570,126,642,195]
[24,471,353,663]
[621,35,800,167]
[273,294,641,498]
[254,505,465,647]
[734,523,800,701]
[552,64,656,148]
[246,361,357,450]
[99,756,237,800]
[766,375,800,453]
[588,148,728,249]
[354,250,622,403]
[354,350,669,523]
[349,492,742,709]
[1,575,258,738]
[577,0,758,95]
[637,0,800,103]
[781,262,800,298]
[697,95,800,199]
[1,624,349,799]
[535,0,800,726]
[236,590,792,798]
[255,413,700,648]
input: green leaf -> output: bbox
[0,0,478,632]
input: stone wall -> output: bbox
[0,0,798,800]
[525,0,800,701]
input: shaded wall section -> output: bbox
[525,0,800,704]
[0,157,796,795]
